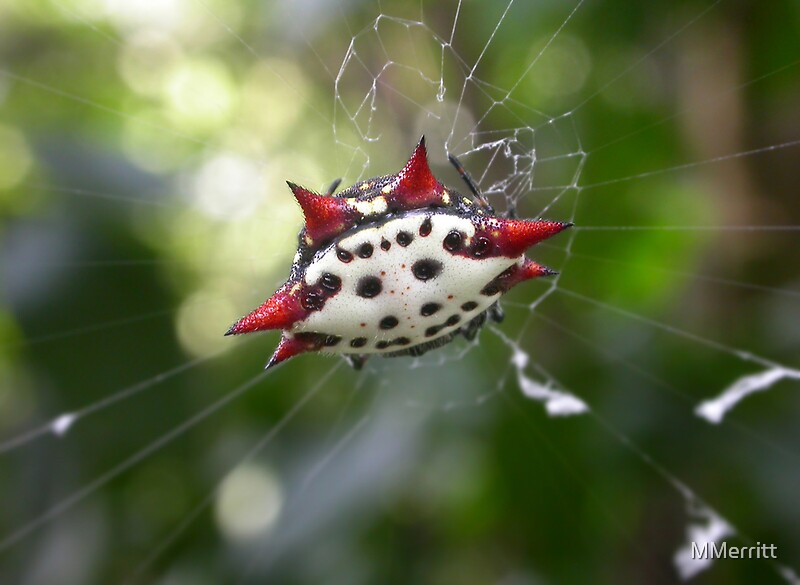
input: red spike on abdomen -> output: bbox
[481,258,557,296]
[385,137,446,208]
[226,283,307,335]
[288,182,361,247]
[266,333,327,369]
[506,258,557,289]
[483,218,572,258]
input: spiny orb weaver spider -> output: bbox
[226,137,571,369]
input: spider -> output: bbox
[226,137,570,369]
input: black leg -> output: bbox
[344,354,368,370]
[325,178,342,196]
[448,153,490,208]
[488,302,505,323]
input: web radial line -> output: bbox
[555,287,797,371]
[50,1,125,48]
[448,0,463,45]
[296,395,370,495]
[307,5,365,90]
[238,410,372,583]
[504,0,586,97]
[573,225,800,233]
[296,21,339,82]
[338,53,380,118]
[487,278,588,418]
[124,364,341,585]
[574,225,800,232]
[536,154,586,217]
[29,81,324,181]
[29,259,172,270]
[0,70,208,147]
[0,69,278,172]
[332,36,357,145]
[191,0,329,124]
[0,346,233,455]
[0,370,270,554]
[569,0,723,115]
[373,18,396,64]
[2,308,175,350]
[564,250,800,299]
[471,77,556,119]
[588,56,800,153]
[529,310,696,399]
[446,0,515,149]
[513,354,787,581]
[467,0,514,78]
[4,282,271,349]
[586,409,800,584]
[444,73,556,158]
[28,185,174,208]
[531,311,800,463]
[25,249,290,271]
[293,365,375,488]
[447,83,552,155]
[536,159,583,256]
[578,138,800,190]
[445,78,584,182]
[495,388,674,585]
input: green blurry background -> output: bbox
[1,0,799,583]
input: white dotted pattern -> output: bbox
[294,211,519,354]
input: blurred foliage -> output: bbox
[1,0,799,584]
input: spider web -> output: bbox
[0,0,799,583]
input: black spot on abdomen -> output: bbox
[425,324,446,338]
[320,273,342,292]
[358,243,373,258]
[356,276,383,298]
[379,316,399,330]
[301,290,324,311]
[420,302,441,316]
[443,230,462,252]
[375,337,411,350]
[419,218,432,237]
[397,231,413,246]
[412,259,443,281]
[336,248,353,263]
[425,314,462,339]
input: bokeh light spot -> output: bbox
[164,59,236,132]
[192,153,264,221]
[214,463,283,542]
[0,124,33,191]
[527,34,592,102]
[176,288,236,357]
[118,30,183,97]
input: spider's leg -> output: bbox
[344,354,368,370]
[461,312,488,341]
[447,153,491,209]
[488,302,505,324]
[325,178,342,196]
